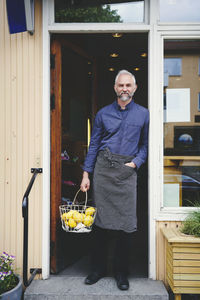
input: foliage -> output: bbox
[0,252,18,295]
[55,5,122,23]
[181,208,200,237]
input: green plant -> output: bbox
[181,209,200,237]
[0,252,18,295]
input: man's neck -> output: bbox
[117,98,132,110]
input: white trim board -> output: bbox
[42,0,51,280]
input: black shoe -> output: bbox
[85,271,104,285]
[115,273,129,290]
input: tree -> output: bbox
[55,5,122,23]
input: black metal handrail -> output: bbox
[22,168,42,287]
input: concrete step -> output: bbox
[24,276,169,300]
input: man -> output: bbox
[80,69,149,290]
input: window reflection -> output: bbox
[198,93,200,112]
[55,0,144,23]
[160,0,200,23]
[163,40,200,207]
[199,58,200,75]
[108,2,144,22]
[164,58,182,76]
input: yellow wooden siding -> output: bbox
[156,221,182,286]
[0,0,42,277]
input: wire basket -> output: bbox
[59,189,97,233]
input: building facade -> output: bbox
[0,0,200,286]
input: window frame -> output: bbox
[157,33,200,221]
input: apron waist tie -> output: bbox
[100,147,135,166]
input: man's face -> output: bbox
[114,74,137,102]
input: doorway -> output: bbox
[50,33,148,277]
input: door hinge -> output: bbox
[50,54,55,69]
[30,268,42,274]
[51,94,55,110]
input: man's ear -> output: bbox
[114,84,117,93]
[134,84,138,93]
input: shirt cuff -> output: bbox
[82,165,94,173]
[131,157,143,170]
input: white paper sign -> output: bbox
[166,88,190,122]
[163,183,180,207]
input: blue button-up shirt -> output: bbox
[83,99,149,173]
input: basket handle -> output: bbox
[72,189,88,207]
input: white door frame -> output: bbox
[42,0,160,280]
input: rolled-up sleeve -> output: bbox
[83,112,103,173]
[132,110,149,169]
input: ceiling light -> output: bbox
[112,33,123,38]
[141,53,147,58]
[110,53,119,58]
[134,67,140,71]
[88,72,92,75]
[88,61,91,64]
[109,68,115,72]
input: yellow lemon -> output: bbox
[84,215,94,227]
[68,218,77,228]
[61,213,68,221]
[73,211,83,223]
[85,207,95,216]
[65,210,75,219]
[81,213,86,222]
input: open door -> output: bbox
[50,38,62,273]
[51,33,148,276]
[50,37,96,273]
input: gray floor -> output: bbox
[57,257,200,300]
[58,253,148,278]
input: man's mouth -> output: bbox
[119,92,132,101]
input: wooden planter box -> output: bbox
[162,228,200,300]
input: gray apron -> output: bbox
[93,148,137,233]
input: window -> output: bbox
[198,93,200,111]
[163,40,200,208]
[55,0,144,23]
[159,0,200,23]
[199,57,200,75]
[164,58,182,76]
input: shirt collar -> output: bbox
[114,99,134,111]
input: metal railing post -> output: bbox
[22,168,42,287]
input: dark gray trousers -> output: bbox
[90,225,135,275]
